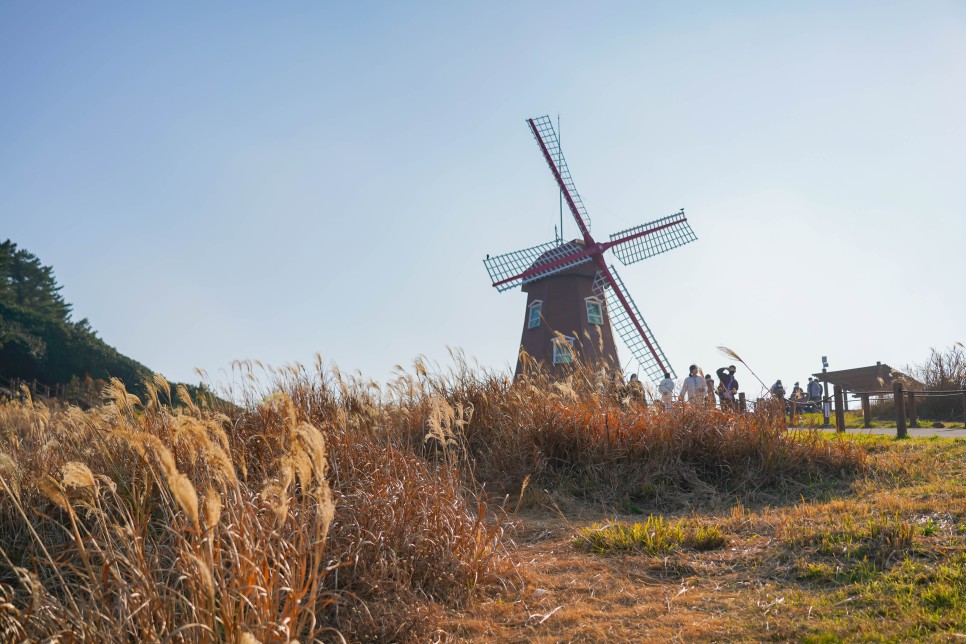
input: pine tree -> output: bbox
[0,240,72,323]
[0,240,151,393]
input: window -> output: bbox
[585,297,603,325]
[552,335,575,364]
[527,300,542,329]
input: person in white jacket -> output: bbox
[679,364,707,404]
[658,372,675,410]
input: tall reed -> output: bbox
[0,352,865,640]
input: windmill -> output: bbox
[483,115,698,382]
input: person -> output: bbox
[705,374,716,406]
[626,373,646,406]
[787,381,805,423]
[716,365,739,410]
[679,364,707,404]
[807,377,823,402]
[771,379,786,399]
[658,372,675,410]
[611,372,627,402]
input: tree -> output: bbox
[0,240,149,389]
[0,240,72,323]
[909,344,966,421]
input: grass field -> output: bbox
[795,410,965,430]
[0,360,962,641]
[450,435,966,641]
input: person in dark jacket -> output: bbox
[716,365,739,410]
[807,377,823,402]
[771,379,786,398]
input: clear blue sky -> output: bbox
[2,2,963,394]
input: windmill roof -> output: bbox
[523,240,596,284]
[811,363,924,393]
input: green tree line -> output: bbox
[0,240,151,390]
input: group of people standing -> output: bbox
[614,368,826,415]
[653,364,740,410]
[770,377,823,403]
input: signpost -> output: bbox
[821,356,831,428]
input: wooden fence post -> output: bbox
[907,391,919,428]
[738,392,746,413]
[861,394,871,428]
[962,392,966,427]
[894,381,907,439]
[834,385,846,433]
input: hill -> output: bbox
[0,240,160,399]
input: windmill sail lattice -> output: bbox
[609,211,698,266]
[484,240,591,292]
[593,268,674,382]
[527,115,592,234]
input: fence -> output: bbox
[778,383,966,438]
[0,375,100,409]
[835,382,966,439]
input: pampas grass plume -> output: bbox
[168,472,199,528]
[0,453,21,501]
[62,462,96,490]
[202,487,222,532]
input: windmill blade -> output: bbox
[608,210,697,267]
[593,265,675,382]
[527,115,592,238]
[484,240,592,292]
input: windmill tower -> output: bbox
[483,116,698,382]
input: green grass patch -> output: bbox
[767,437,966,640]
[796,411,965,429]
[790,514,919,572]
[800,555,966,640]
[574,515,727,555]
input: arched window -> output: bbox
[527,300,543,329]
[552,335,575,364]
[585,297,603,325]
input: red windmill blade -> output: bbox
[526,115,593,238]
[484,115,697,381]
[592,266,674,383]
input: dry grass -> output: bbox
[0,354,870,641]
[450,435,966,642]
[0,372,512,642]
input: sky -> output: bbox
[1,2,964,396]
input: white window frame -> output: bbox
[552,335,575,364]
[527,300,543,329]
[585,297,603,325]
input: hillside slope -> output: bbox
[0,240,152,392]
